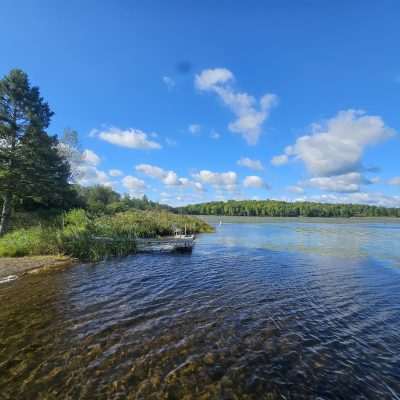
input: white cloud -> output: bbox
[159,192,206,206]
[58,143,114,187]
[188,124,201,135]
[287,185,305,194]
[210,130,220,140]
[76,165,113,187]
[192,170,237,191]
[136,164,166,180]
[136,163,203,190]
[88,128,98,138]
[243,175,268,189]
[388,176,400,185]
[195,68,234,90]
[294,192,400,208]
[272,110,395,177]
[237,157,264,171]
[304,172,372,193]
[163,170,180,186]
[82,149,101,166]
[122,176,146,192]
[95,127,162,150]
[165,137,177,146]
[157,186,206,206]
[193,182,204,191]
[162,76,175,90]
[271,154,289,166]
[109,169,123,177]
[195,67,278,144]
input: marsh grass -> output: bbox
[0,227,59,257]
[0,209,213,261]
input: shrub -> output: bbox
[0,227,59,257]
[57,209,137,261]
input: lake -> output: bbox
[1,217,400,399]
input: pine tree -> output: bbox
[0,69,72,234]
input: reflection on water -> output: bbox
[202,216,400,267]
[1,218,400,399]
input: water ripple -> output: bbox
[1,219,400,399]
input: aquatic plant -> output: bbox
[0,209,213,261]
[58,210,137,261]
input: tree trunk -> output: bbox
[0,192,12,236]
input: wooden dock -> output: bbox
[92,235,195,252]
[135,235,195,252]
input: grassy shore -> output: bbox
[0,209,213,262]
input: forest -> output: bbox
[179,200,400,218]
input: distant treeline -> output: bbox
[178,200,400,218]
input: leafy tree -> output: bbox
[72,184,175,215]
[0,69,73,234]
[79,185,121,214]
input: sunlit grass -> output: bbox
[0,226,59,257]
[0,209,213,261]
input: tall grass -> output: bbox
[0,209,213,261]
[97,210,214,238]
[58,209,137,261]
[0,226,59,257]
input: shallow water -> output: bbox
[1,218,400,399]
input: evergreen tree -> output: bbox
[0,69,72,234]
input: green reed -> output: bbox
[0,209,213,261]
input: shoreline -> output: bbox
[199,215,400,223]
[0,255,77,279]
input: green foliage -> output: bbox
[179,200,400,218]
[63,208,90,228]
[0,69,74,234]
[58,209,137,261]
[95,210,214,238]
[73,186,174,216]
[0,209,213,261]
[18,128,74,207]
[8,209,63,230]
[0,227,59,257]
[75,185,121,215]
[58,209,212,261]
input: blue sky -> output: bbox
[1,1,400,206]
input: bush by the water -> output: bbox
[0,226,59,257]
[0,209,213,261]
[58,209,138,261]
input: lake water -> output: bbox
[1,217,400,399]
